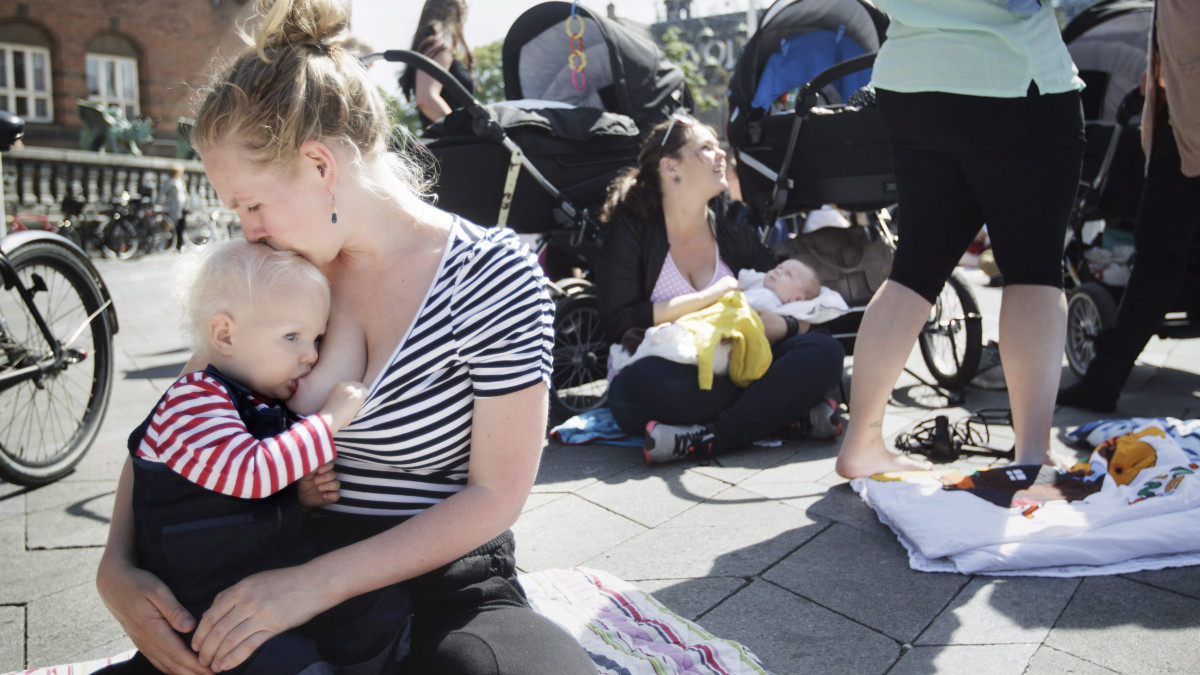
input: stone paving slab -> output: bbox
[915,576,1081,646]
[1045,576,1200,673]
[891,644,1042,675]
[633,576,747,623]
[699,578,902,673]
[1025,646,1122,674]
[763,522,970,643]
[575,462,732,528]
[0,606,22,671]
[589,486,828,580]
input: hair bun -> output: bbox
[255,0,350,59]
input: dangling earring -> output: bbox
[330,193,338,224]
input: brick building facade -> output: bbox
[0,0,251,156]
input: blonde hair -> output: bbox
[182,240,330,351]
[192,0,430,198]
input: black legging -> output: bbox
[877,87,1085,303]
[1083,114,1200,392]
[608,332,845,454]
[310,518,594,675]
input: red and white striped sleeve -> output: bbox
[137,372,336,499]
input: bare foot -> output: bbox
[1043,449,1083,472]
[836,442,933,479]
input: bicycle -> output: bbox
[99,191,176,259]
[0,112,120,486]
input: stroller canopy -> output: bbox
[1063,0,1152,123]
[727,0,887,118]
[502,1,691,132]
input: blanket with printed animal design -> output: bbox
[853,418,1200,577]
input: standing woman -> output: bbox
[400,0,474,128]
[835,0,1086,478]
[598,114,845,465]
[95,1,594,673]
[159,164,189,252]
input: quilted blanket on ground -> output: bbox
[8,567,770,675]
[853,417,1200,577]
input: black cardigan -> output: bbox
[596,210,777,343]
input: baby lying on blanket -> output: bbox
[612,259,849,385]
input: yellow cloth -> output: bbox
[674,291,773,390]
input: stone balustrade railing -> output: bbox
[1,146,221,218]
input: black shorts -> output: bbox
[877,87,1085,303]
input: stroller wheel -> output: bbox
[1066,282,1118,378]
[550,291,609,421]
[918,270,983,389]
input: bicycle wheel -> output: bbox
[918,270,983,389]
[1065,282,1118,378]
[181,212,217,248]
[0,241,115,485]
[101,217,139,260]
[150,214,176,253]
[549,292,609,421]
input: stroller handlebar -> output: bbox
[795,52,878,113]
[369,50,483,118]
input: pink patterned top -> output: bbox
[650,244,735,302]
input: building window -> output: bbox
[86,53,139,119]
[0,42,52,122]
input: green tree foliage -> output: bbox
[473,40,505,104]
[659,26,719,111]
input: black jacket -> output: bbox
[597,210,776,343]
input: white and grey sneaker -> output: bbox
[796,398,843,440]
[644,421,715,465]
[969,340,1006,390]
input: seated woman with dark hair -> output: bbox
[597,114,846,465]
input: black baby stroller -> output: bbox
[726,0,983,391]
[1058,0,1200,377]
[370,1,691,419]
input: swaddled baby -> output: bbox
[612,259,827,384]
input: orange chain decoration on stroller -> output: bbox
[566,0,587,90]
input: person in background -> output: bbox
[399,0,474,128]
[1058,0,1200,413]
[160,165,190,252]
[835,0,1086,479]
[598,113,845,466]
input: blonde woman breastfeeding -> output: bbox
[95,1,593,673]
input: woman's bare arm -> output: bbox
[652,276,739,325]
[191,383,550,671]
[414,35,455,123]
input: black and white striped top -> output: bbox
[325,219,554,517]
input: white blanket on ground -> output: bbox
[8,568,771,675]
[853,418,1200,577]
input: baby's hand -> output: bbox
[297,462,340,508]
[320,381,368,431]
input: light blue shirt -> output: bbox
[870,0,1085,98]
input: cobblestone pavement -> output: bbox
[3,252,1199,674]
